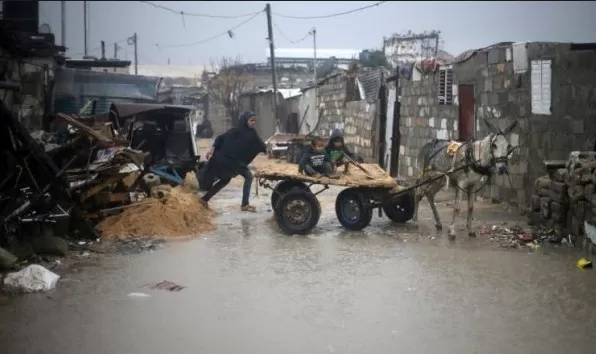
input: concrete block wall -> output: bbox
[398,74,458,178]
[524,43,596,210]
[344,101,377,160]
[454,45,529,207]
[312,74,379,160]
[315,75,348,135]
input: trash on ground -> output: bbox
[576,258,593,269]
[479,224,565,249]
[144,280,185,292]
[3,264,60,293]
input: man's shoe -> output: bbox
[199,198,209,209]
[241,204,257,212]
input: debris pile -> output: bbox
[1,98,208,271]
[480,224,570,250]
[97,186,216,239]
[528,151,596,254]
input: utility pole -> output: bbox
[114,42,118,59]
[83,0,88,56]
[265,3,279,132]
[311,27,317,125]
[128,33,138,74]
[133,33,138,75]
[60,1,66,47]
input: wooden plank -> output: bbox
[254,163,397,189]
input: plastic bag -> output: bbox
[3,264,60,292]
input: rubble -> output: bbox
[528,152,596,255]
[0,97,212,278]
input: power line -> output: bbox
[273,22,312,44]
[274,1,387,19]
[157,11,263,48]
[138,1,262,19]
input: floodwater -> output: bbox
[1,186,596,354]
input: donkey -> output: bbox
[412,119,518,240]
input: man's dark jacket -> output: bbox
[207,112,266,181]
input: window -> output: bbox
[438,68,453,105]
[531,59,551,115]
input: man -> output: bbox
[200,111,266,212]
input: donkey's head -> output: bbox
[483,119,518,175]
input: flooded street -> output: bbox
[1,185,596,354]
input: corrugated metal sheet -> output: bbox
[356,68,390,102]
[53,68,162,115]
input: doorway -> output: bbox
[458,84,475,141]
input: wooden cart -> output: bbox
[255,163,415,235]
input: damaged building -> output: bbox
[396,41,596,209]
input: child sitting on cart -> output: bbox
[325,129,361,174]
[299,137,340,179]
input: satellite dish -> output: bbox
[39,23,52,34]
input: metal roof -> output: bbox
[54,68,162,101]
[357,67,390,102]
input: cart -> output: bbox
[255,163,416,235]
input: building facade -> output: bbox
[396,41,596,209]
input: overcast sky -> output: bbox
[39,1,596,66]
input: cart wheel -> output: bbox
[271,180,309,208]
[274,189,321,235]
[382,190,415,223]
[335,188,373,231]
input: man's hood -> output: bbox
[239,111,256,128]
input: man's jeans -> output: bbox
[201,165,253,206]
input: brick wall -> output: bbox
[293,73,380,161]
[398,73,458,178]
[453,44,528,206]
[525,43,596,209]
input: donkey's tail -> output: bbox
[418,140,435,173]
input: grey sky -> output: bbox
[40,1,596,66]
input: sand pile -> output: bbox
[97,185,216,239]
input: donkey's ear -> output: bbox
[503,120,518,135]
[483,118,498,133]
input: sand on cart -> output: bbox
[253,161,397,188]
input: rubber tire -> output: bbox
[382,190,415,223]
[335,188,373,231]
[274,189,321,235]
[271,181,309,208]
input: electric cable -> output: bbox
[273,1,387,19]
[138,1,262,19]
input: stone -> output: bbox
[552,168,567,182]
[540,197,551,219]
[568,185,586,202]
[531,194,541,211]
[31,235,69,257]
[0,247,18,270]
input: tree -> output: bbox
[359,50,388,68]
[207,56,253,127]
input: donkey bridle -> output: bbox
[464,134,510,176]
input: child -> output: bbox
[298,137,339,178]
[325,129,359,174]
